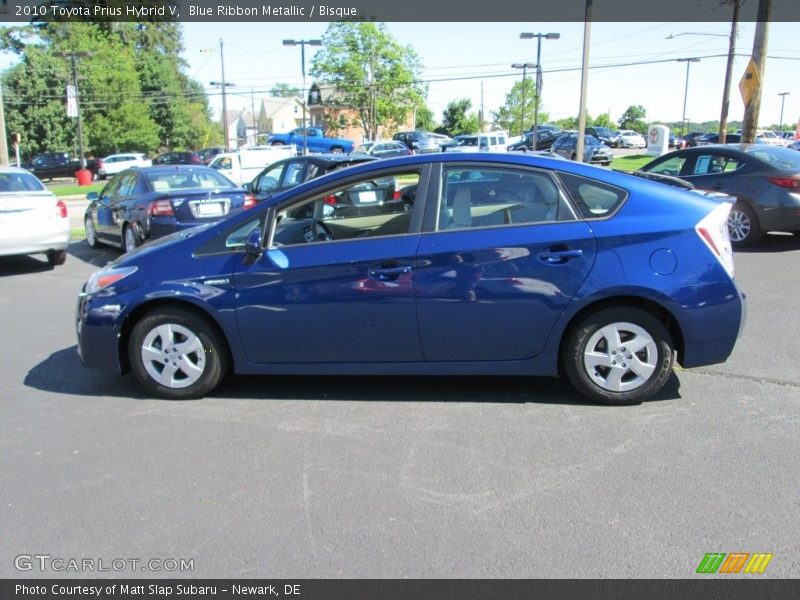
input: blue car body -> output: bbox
[77,153,745,403]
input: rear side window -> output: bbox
[558,172,627,219]
[693,154,740,175]
[646,155,687,176]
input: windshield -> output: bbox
[594,127,613,136]
[456,137,479,146]
[747,146,800,170]
[0,171,47,192]
[355,144,374,153]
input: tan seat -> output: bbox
[447,188,472,229]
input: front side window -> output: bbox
[437,167,567,231]
[270,170,421,247]
[692,154,739,175]
[253,163,285,192]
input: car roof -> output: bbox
[129,165,217,174]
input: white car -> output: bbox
[97,153,152,179]
[0,167,70,266]
[619,129,647,149]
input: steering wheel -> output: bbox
[313,219,334,242]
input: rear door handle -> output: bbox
[538,249,583,264]
[368,264,412,281]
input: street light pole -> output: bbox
[666,26,738,142]
[677,58,700,135]
[283,38,323,155]
[778,92,790,128]
[511,63,535,138]
[520,32,559,150]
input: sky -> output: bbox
[0,20,797,130]
[180,20,799,130]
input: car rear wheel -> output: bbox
[46,249,67,266]
[563,307,674,405]
[129,308,228,400]
[85,217,100,249]
[271,141,284,147]
[123,223,141,253]
[727,202,762,247]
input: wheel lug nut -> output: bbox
[612,360,617,365]
[611,351,616,355]
[622,363,627,368]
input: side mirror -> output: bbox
[86,191,99,201]
[244,228,263,257]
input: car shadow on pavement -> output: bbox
[68,240,120,267]
[26,346,682,406]
[0,255,54,276]
[24,346,149,399]
[735,232,800,254]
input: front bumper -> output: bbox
[76,292,127,374]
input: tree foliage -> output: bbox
[619,105,647,133]
[269,83,301,98]
[1,22,212,157]
[310,22,427,140]
[440,98,479,137]
[491,78,548,136]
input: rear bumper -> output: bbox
[0,222,70,257]
[678,279,746,368]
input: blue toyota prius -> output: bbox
[76,153,745,404]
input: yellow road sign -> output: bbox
[739,59,760,106]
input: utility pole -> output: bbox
[741,0,771,143]
[54,50,92,169]
[719,0,740,143]
[0,83,9,166]
[576,0,592,163]
[778,92,790,128]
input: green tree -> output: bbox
[593,113,617,129]
[440,98,479,136]
[311,22,427,140]
[0,22,212,156]
[414,104,435,132]
[491,78,548,136]
[619,105,647,133]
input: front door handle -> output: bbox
[537,249,583,264]
[368,264,412,281]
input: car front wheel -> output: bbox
[563,307,674,405]
[124,223,141,253]
[129,308,228,399]
[727,202,762,247]
[85,217,100,249]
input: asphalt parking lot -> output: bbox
[1,232,799,579]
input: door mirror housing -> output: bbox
[245,228,263,257]
[86,191,98,201]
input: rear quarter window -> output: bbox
[557,172,627,219]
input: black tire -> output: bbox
[128,307,228,400]
[562,307,674,405]
[47,249,67,266]
[571,153,577,161]
[270,141,284,147]
[85,217,101,249]
[123,222,141,253]
[727,202,762,247]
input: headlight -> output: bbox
[83,266,138,295]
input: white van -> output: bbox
[443,131,509,153]
[209,146,295,186]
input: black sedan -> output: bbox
[245,154,376,204]
[507,130,560,152]
[639,144,800,246]
[84,166,252,253]
[153,151,203,166]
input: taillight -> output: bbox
[149,199,175,216]
[191,155,202,164]
[767,176,800,190]
[695,202,734,278]
[323,194,337,205]
[97,159,104,169]
[244,194,256,210]
[56,200,68,218]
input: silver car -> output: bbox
[0,167,70,266]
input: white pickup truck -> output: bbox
[209,145,296,186]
